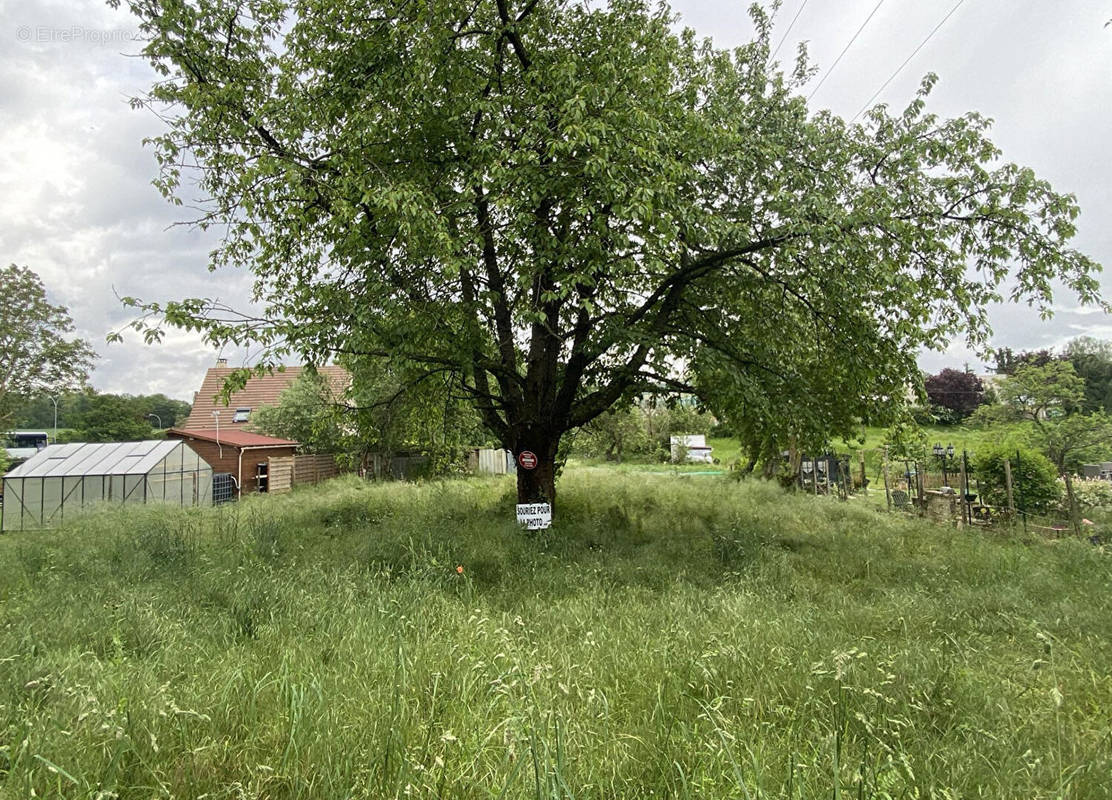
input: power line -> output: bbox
[771,0,810,61]
[807,0,887,102]
[851,0,968,122]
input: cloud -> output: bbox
[0,0,241,399]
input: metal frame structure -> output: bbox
[1,440,213,532]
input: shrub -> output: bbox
[967,403,1020,429]
[974,443,1061,513]
[909,404,937,426]
[1062,477,1112,510]
[928,403,961,426]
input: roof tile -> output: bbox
[181,365,350,431]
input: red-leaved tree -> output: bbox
[924,369,985,422]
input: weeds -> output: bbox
[0,471,1110,798]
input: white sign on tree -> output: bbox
[516,503,552,530]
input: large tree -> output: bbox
[992,346,1056,376]
[112,0,1101,505]
[13,391,190,431]
[1063,336,1112,413]
[250,369,352,454]
[924,368,985,423]
[71,393,156,442]
[999,361,1086,421]
[999,359,1112,531]
[0,265,96,430]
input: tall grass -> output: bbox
[1,470,1111,798]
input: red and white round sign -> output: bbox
[517,450,538,470]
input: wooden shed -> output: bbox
[166,428,298,497]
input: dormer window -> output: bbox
[233,407,251,423]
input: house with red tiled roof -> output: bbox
[180,359,350,432]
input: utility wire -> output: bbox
[851,0,968,122]
[807,0,887,102]
[771,0,810,61]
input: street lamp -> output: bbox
[49,396,58,443]
[147,413,162,429]
[933,443,956,487]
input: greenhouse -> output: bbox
[1,440,213,532]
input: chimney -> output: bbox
[216,357,228,366]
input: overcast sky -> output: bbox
[2,0,1110,401]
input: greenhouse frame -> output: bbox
[1,440,213,532]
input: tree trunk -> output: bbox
[1064,470,1081,536]
[760,460,776,479]
[513,431,560,505]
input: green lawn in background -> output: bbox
[574,424,1036,482]
[566,437,740,474]
[839,422,1032,458]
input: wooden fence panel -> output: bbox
[269,457,294,494]
[267,454,341,493]
[475,448,514,475]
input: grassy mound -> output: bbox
[1,470,1110,798]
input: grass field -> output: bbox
[566,437,741,473]
[2,471,1111,798]
[836,423,1035,480]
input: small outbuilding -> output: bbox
[1,440,213,532]
[166,428,298,496]
[670,434,714,464]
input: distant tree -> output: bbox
[998,359,1112,526]
[966,402,1020,429]
[72,394,155,442]
[251,370,350,454]
[924,368,985,423]
[14,391,191,432]
[999,361,1085,421]
[1034,411,1112,474]
[11,394,70,430]
[1063,336,1112,413]
[579,404,651,463]
[346,358,492,471]
[659,402,714,441]
[1030,410,1112,531]
[0,265,96,429]
[56,391,96,434]
[138,394,192,429]
[992,346,1055,376]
